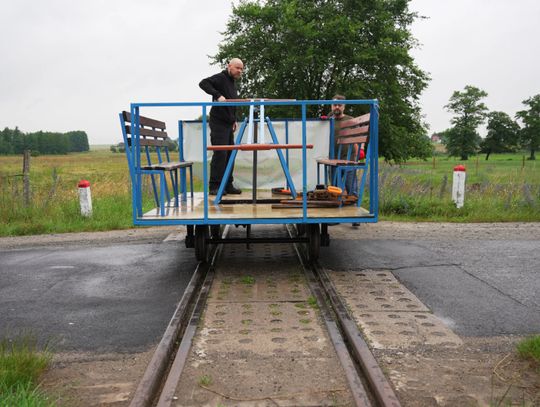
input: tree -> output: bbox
[516,94,540,160]
[66,131,90,152]
[481,111,520,160]
[443,85,488,160]
[0,127,15,154]
[212,0,431,162]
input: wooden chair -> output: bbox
[119,111,193,215]
[316,113,370,207]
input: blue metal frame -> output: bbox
[126,99,379,226]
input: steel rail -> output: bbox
[287,225,373,407]
[129,227,227,407]
[287,224,401,407]
[156,257,217,406]
[313,263,401,407]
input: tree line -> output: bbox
[440,86,540,160]
[0,127,89,155]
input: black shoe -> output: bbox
[225,185,242,194]
[352,223,360,227]
[209,188,226,196]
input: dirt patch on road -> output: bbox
[41,350,154,406]
[377,337,539,406]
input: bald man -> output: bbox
[199,58,244,195]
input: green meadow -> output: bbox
[378,153,540,222]
[0,150,538,237]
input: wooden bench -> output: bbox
[119,111,193,215]
[316,113,370,206]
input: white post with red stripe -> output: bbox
[452,165,466,208]
[78,180,92,217]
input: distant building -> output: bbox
[431,134,442,143]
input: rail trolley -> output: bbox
[119,99,379,260]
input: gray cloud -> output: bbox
[1,0,539,143]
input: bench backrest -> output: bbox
[336,113,370,161]
[119,111,177,171]
[121,111,170,148]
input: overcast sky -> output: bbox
[1,0,539,144]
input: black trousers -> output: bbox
[209,120,235,189]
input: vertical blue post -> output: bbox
[178,120,187,200]
[285,120,290,190]
[301,103,307,221]
[202,106,208,222]
[369,101,379,217]
[328,117,335,186]
[119,113,134,184]
[329,118,335,159]
[131,105,142,218]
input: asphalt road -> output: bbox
[1,224,539,353]
[0,236,197,352]
[321,236,540,336]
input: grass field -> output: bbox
[0,151,538,236]
[379,154,540,222]
[0,335,53,406]
[0,151,136,236]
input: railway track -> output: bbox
[129,225,400,407]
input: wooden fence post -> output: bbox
[23,150,31,206]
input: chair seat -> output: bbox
[142,161,193,171]
[316,157,365,166]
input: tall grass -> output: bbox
[0,335,54,406]
[378,154,540,222]
[0,382,56,407]
[0,151,165,236]
[517,335,540,365]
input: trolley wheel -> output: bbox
[210,225,221,239]
[185,225,195,248]
[194,225,209,262]
[308,224,320,261]
[321,223,330,247]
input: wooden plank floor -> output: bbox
[142,191,371,220]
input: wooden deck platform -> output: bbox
[142,190,371,220]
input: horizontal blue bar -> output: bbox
[133,216,376,227]
[131,99,378,108]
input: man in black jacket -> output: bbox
[199,58,244,195]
